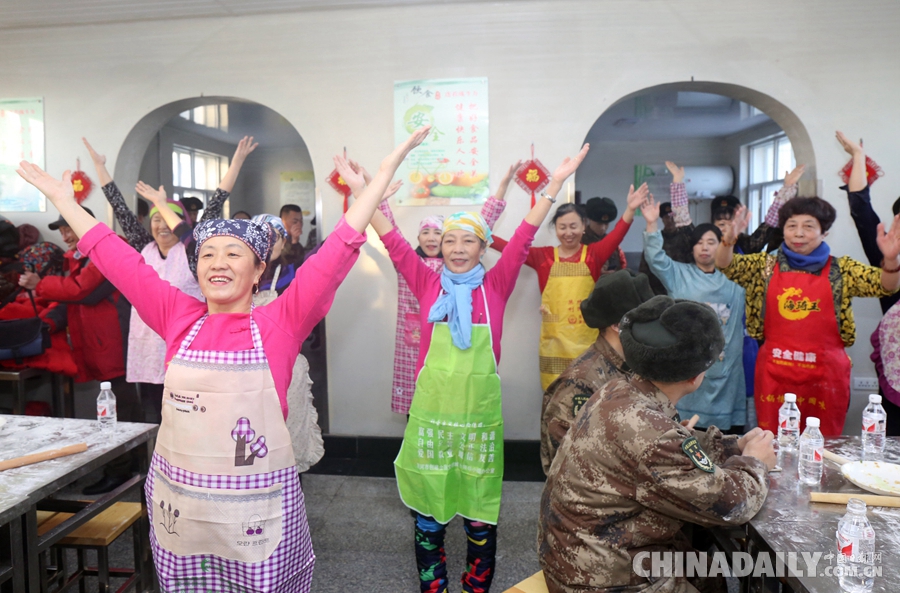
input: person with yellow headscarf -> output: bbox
[359,145,589,593]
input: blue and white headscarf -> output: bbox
[251,213,288,242]
[194,219,275,263]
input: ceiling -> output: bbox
[587,90,775,142]
[0,0,498,30]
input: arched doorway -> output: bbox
[114,97,329,431]
[576,81,816,256]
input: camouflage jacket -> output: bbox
[540,335,629,474]
[538,375,769,593]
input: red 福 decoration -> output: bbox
[70,159,93,204]
[840,155,884,186]
[327,169,353,213]
[514,144,550,207]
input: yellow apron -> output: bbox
[539,246,598,390]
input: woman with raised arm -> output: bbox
[337,158,518,416]
[715,193,900,436]
[490,181,647,391]
[18,126,430,593]
[366,145,588,593]
[83,136,256,423]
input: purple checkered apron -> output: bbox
[147,310,314,593]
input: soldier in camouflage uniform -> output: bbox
[540,269,655,474]
[539,296,776,593]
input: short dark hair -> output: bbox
[712,209,733,222]
[691,223,722,247]
[778,197,836,233]
[550,203,587,228]
[280,204,302,218]
[892,196,900,217]
[137,198,149,218]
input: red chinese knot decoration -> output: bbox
[327,169,353,213]
[515,144,550,207]
[840,155,884,186]
[70,170,93,204]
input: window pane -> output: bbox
[179,152,192,187]
[179,110,191,120]
[193,106,205,126]
[194,156,208,190]
[172,151,179,184]
[206,156,220,190]
[218,105,229,132]
[750,142,775,184]
[205,105,218,128]
[777,137,794,179]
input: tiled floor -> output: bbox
[56,470,544,592]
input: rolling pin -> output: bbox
[822,450,852,466]
[0,443,88,471]
[810,492,900,508]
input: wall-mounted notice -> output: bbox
[394,78,488,206]
[0,98,45,212]
[280,171,315,216]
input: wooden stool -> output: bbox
[503,570,548,593]
[36,502,144,593]
[0,368,72,416]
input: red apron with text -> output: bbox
[755,258,851,436]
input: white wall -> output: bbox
[3,0,900,437]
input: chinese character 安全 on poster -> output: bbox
[0,97,46,212]
[394,78,489,206]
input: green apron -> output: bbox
[395,287,504,525]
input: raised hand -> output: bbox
[665,161,685,184]
[82,137,106,166]
[640,194,660,225]
[382,126,431,171]
[784,164,806,187]
[135,181,168,206]
[877,214,900,262]
[288,220,302,244]
[333,154,366,197]
[17,162,75,206]
[626,182,650,213]
[723,205,751,243]
[382,180,403,202]
[233,136,259,162]
[504,159,524,181]
[349,159,373,186]
[552,144,590,183]
[836,131,863,156]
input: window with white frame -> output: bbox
[745,134,795,230]
[179,105,229,132]
[172,145,229,209]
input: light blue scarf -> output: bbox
[428,264,486,350]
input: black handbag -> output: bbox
[0,288,51,364]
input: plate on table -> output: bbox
[842,461,900,496]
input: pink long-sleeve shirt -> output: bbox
[78,219,366,418]
[380,220,538,375]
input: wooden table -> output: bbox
[0,415,157,592]
[740,436,900,593]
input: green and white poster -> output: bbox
[394,78,489,206]
[0,97,45,212]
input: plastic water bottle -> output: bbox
[836,498,876,592]
[798,416,823,484]
[861,394,886,461]
[777,393,801,450]
[96,381,117,432]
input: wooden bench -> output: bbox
[36,502,143,593]
[504,570,548,593]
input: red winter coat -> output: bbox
[35,250,125,383]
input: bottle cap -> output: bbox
[806,417,820,428]
[784,393,797,403]
[100,381,112,390]
[869,394,883,404]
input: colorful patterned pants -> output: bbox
[414,513,498,593]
